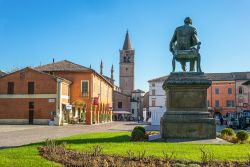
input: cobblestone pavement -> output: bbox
[0,121,140,149]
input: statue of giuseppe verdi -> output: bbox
[169,17,202,72]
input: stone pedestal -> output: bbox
[160,72,216,139]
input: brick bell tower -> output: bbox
[119,30,135,95]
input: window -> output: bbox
[228,88,232,94]
[152,99,156,107]
[152,83,155,87]
[239,87,243,94]
[20,71,25,79]
[29,102,34,109]
[215,100,220,107]
[215,88,219,94]
[207,100,210,107]
[81,81,89,97]
[28,82,34,94]
[131,109,134,114]
[7,82,14,94]
[226,100,234,107]
[118,102,122,109]
[152,89,156,96]
[123,57,126,62]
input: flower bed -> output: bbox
[39,144,250,167]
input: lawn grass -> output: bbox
[0,132,250,167]
[0,143,61,167]
[58,132,250,162]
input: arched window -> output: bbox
[239,87,243,94]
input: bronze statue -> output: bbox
[169,17,202,72]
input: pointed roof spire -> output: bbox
[123,30,132,50]
[111,64,114,80]
[100,60,103,75]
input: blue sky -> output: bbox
[0,0,250,91]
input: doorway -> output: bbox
[29,102,34,124]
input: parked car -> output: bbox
[239,110,250,129]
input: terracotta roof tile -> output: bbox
[35,60,91,72]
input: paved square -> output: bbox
[0,122,139,149]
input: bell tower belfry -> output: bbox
[119,31,135,95]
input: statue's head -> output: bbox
[184,17,192,25]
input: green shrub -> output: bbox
[236,130,249,141]
[133,126,146,134]
[131,129,145,141]
[221,128,235,136]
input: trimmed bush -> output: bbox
[130,129,145,141]
[221,128,235,136]
[236,130,249,141]
[133,126,146,134]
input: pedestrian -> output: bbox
[220,116,224,125]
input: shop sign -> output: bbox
[66,104,72,110]
[49,99,55,103]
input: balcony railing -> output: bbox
[81,92,89,97]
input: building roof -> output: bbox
[35,60,91,72]
[205,73,235,81]
[148,72,250,83]
[0,70,6,77]
[0,67,71,84]
[242,80,250,85]
[122,31,132,50]
[102,75,114,84]
[35,60,113,87]
[132,89,145,93]
[148,75,168,82]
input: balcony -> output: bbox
[81,92,89,97]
